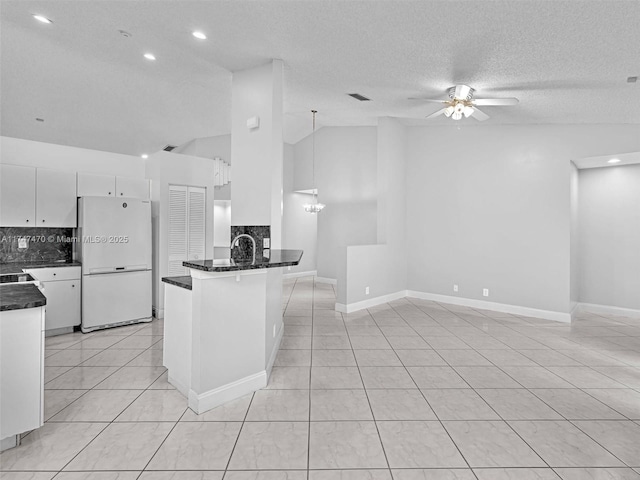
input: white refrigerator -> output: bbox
[78,197,152,333]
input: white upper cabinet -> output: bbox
[36,168,77,227]
[116,176,149,199]
[0,164,36,226]
[77,172,116,197]
[77,172,148,200]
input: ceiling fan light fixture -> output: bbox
[444,106,454,117]
[463,106,474,118]
[451,111,463,120]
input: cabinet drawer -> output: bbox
[25,266,81,282]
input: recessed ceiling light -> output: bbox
[32,14,52,24]
[192,31,207,40]
[143,53,156,61]
[608,158,621,164]
[141,154,148,159]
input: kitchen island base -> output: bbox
[163,268,284,414]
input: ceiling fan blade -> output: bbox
[471,107,489,121]
[426,108,447,119]
[473,98,519,106]
[408,97,448,103]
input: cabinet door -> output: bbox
[36,169,77,227]
[0,307,44,438]
[40,279,81,330]
[116,176,149,199]
[77,172,116,197]
[0,164,36,226]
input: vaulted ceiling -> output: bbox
[1,0,639,156]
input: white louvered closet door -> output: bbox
[188,187,206,262]
[168,185,206,276]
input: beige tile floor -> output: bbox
[2,276,640,479]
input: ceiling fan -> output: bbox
[410,85,518,121]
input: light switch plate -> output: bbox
[263,237,270,248]
[263,249,270,258]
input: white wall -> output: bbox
[339,118,407,307]
[174,134,232,201]
[406,124,640,315]
[282,143,317,274]
[570,162,580,311]
[578,163,640,310]
[213,201,231,248]
[0,136,144,177]
[230,61,283,247]
[146,151,216,317]
[293,126,377,281]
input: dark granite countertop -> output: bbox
[0,284,47,312]
[0,260,82,275]
[184,249,303,272]
[162,276,192,290]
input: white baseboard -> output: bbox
[336,290,408,314]
[188,370,267,415]
[575,302,640,318]
[168,374,190,398]
[283,270,317,279]
[315,276,337,285]
[406,290,571,323]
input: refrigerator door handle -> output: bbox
[88,265,150,275]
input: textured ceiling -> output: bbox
[1,0,639,156]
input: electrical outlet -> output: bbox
[287,266,291,271]
[483,288,489,297]
[18,237,28,249]
[365,286,370,295]
[263,249,270,258]
[263,237,270,248]
[453,284,458,292]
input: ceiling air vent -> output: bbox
[348,93,371,102]
[627,76,638,83]
[163,144,177,152]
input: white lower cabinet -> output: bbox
[0,306,44,447]
[25,267,81,332]
[40,279,81,330]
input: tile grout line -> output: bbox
[343,306,395,479]
[381,302,480,479]
[43,321,167,475]
[394,300,639,472]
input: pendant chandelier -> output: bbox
[303,109,325,213]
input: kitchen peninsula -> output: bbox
[162,249,303,414]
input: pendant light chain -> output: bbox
[312,109,317,202]
[303,109,325,213]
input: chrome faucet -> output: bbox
[230,234,256,263]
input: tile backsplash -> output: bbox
[230,225,270,262]
[0,227,73,263]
